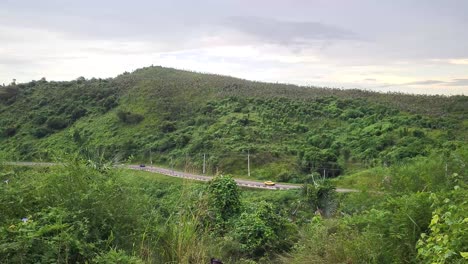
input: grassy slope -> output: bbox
[0,66,466,183]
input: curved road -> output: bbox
[5,162,357,192]
[128,165,299,190]
[125,165,358,192]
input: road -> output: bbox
[127,165,301,190]
[4,162,357,192]
[128,165,357,192]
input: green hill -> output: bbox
[0,66,467,181]
[1,66,467,263]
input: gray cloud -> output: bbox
[224,16,357,47]
[418,79,468,87]
[406,80,447,85]
[378,78,468,89]
[447,79,468,86]
[0,1,217,45]
[0,54,86,67]
[0,57,36,66]
[2,1,466,60]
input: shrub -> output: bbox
[32,127,54,138]
[0,207,95,263]
[32,114,48,125]
[230,201,297,258]
[70,107,87,121]
[46,117,68,130]
[93,249,144,264]
[117,110,144,124]
[417,186,468,264]
[125,113,144,124]
[159,120,177,133]
[232,211,275,257]
[102,96,118,111]
[207,175,241,225]
[0,86,19,103]
[3,126,17,137]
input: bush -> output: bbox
[32,127,54,138]
[417,186,468,264]
[70,107,87,121]
[0,160,154,262]
[46,117,68,130]
[207,175,241,225]
[341,192,432,262]
[230,201,297,258]
[93,249,144,264]
[0,207,95,263]
[159,121,177,133]
[32,114,47,125]
[0,86,19,103]
[2,126,17,137]
[232,211,275,257]
[102,96,118,111]
[117,110,144,124]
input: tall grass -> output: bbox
[0,156,188,263]
[149,184,213,263]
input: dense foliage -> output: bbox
[1,147,466,263]
[0,67,466,183]
[0,160,299,263]
[0,66,466,263]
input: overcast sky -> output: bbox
[1,0,467,95]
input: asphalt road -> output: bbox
[127,165,357,192]
[4,162,358,192]
[127,165,299,190]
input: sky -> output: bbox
[1,0,467,95]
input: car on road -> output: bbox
[139,164,146,167]
[264,181,276,186]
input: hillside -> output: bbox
[0,66,467,181]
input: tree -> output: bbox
[0,86,19,102]
[207,175,241,224]
[231,201,296,258]
[302,179,337,217]
[300,147,341,177]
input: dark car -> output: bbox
[139,164,146,167]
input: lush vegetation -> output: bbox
[0,66,467,263]
[0,67,466,181]
[0,159,300,263]
[1,148,466,263]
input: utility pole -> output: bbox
[170,156,174,174]
[149,149,152,165]
[445,162,448,178]
[247,150,251,177]
[203,153,206,174]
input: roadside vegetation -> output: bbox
[1,148,466,263]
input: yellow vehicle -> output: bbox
[264,181,276,186]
